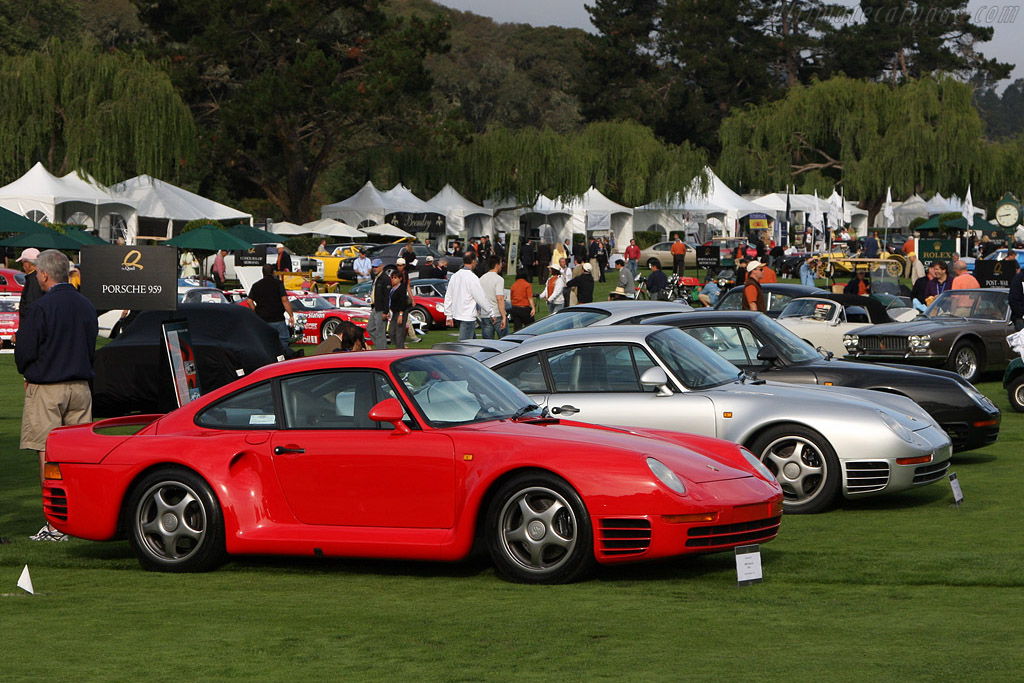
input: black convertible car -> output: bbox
[645,310,1001,453]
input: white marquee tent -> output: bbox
[0,162,139,242]
[427,184,493,238]
[634,167,759,238]
[321,181,389,226]
[111,174,250,242]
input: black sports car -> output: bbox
[644,310,1001,453]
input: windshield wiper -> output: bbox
[509,404,540,420]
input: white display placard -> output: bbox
[949,472,964,506]
[735,544,763,586]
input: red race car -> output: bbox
[0,268,26,294]
[42,351,783,583]
[0,296,19,346]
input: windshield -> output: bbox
[925,290,1007,320]
[754,317,823,363]
[646,327,741,389]
[392,354,538,427]
[516,308,610,336]
[779,298,837,321]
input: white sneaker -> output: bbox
[29,524,68,542]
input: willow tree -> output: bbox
[388,120,706,208]
[718,76,1000,215]
[0,39,196,186]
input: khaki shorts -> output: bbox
[20,381,93,452]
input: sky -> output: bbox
[436,0,1022,85]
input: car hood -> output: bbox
[464,419,754,484]
[704,380,933,431]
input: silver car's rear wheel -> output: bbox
[750,426,840,514]
[127,469,226,572]
[320,318,342,342]
[487,473,593,584]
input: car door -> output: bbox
[536,343,717,436]
[270,370,456,528]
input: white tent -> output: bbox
[427,184,493,238]
[111,174,250,242]
[0,162,139,242]
[519,187,635,246]
[361,223,415,239]
[321,181,389,226]
[889,194,929,228]
[923,192,985,219]
[300,218,366,239]
[634,167,758,238]
[269,221,307,236]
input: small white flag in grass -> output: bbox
[17,565,34,595]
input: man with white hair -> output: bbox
[15,249,98,541]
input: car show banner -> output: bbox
[973,259,1014,288]
[80,245,177,310]
[696,246,721,271]
[162,320,202,407]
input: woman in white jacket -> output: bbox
[539,265,565,315]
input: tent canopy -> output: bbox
[321,181,389,225]
[427,184,492,237]
[111,175,250,242]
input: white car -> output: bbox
[776,294,902,357]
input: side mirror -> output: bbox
[756,346,779,364]
[640,366,673,397]
[368,397,411,434]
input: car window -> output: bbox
[280,371,379,429]
[715,289,743,311]
[766,292,800,313]
[493,354,549,393]
[545,344,646,392]
[683,325,757,365]
[0,275,7,286]
[927,290,1007,320]
[196,382,277,429]
[646,328,740,389]
[780,299,837,320]
[516,308,610,335]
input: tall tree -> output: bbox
[135,0,449,221]
[825,0,1011,84]
[0,0,79,55]
[718,76,1002,217]
[0,39,196,185]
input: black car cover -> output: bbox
[92,303,296,417]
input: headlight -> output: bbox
[961,383,997,411]
[843,334,859,348]
[351,317,369,324]
[739,447,776,482]
[908,334,931,350]
[435,304,445,314]
[879,411,914,443]
[646,457,686,495]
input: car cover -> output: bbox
[92,303,297,417]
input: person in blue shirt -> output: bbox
[862,231,879,258]
[15,249,98,542]
[698,279,722,307]
[646,261,669,299]
[799,256,819,287]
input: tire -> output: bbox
[1008,375,1024,413]
[320,317,342,342]
[408,306,430,329]
[945,340,982,384]
[127,468,226,572]
[749,425,841,514]
[486,472,594,584]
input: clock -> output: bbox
[995,193,1021,228]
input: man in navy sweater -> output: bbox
[15,249,98,541]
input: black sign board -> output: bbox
[81,245,177,311]
[235,248,266,267]
[696,246,721,270]
[973,259,1014,288]
[385,212,446,234]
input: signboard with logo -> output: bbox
[917,239,960,266]
[80,245,177,310]
[236,247,267,267]
[385,212,445,234]
[973,260,1015,288]
[162,320,202,407]
[696,246,721,271]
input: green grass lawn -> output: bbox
[2,280,1023,680]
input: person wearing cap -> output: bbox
[566,262,596,304]
[17,247,43,316]
[743,260,767,313]
[444,251,496,340]
[16,250,98,541]
[433,256,450,280]
[419,255,436,280]
[367,259,389,349]
[353,249,372,283]
[387,269,410,348]
[539,264,565,315]
[275,243,292,273]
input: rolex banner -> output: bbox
[80,245,178,310]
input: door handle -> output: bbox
[550,405,579,416]
[273,445,305,455]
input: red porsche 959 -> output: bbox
[42,351,783,584]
